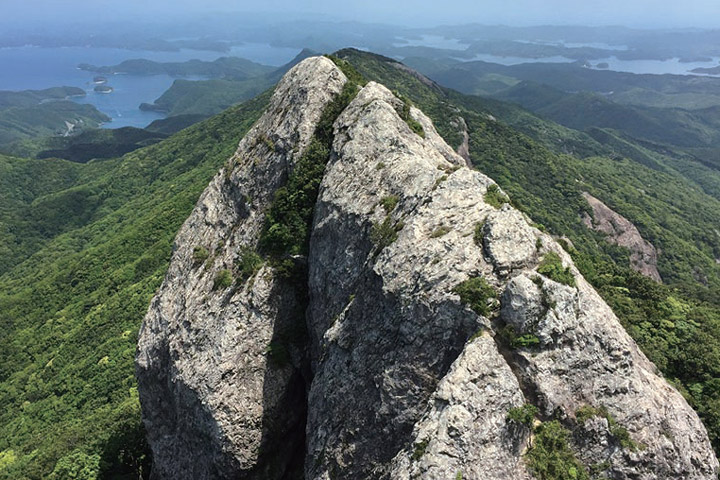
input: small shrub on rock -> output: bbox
[453,277,497,316]
[537,252,576,287]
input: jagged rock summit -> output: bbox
[136,56,718,479]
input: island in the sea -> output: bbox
[93,76,108,85]
[94,85,114,94]
[691,64,720,75]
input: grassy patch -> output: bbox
[474,221,485,246]
[575,405,643,451]
[430,225,451,238]
[236,247,263,281]
[380,195,399,213]
[484,184,509,208]
[537,252,576,287]
[371,216,403,251]
[325,54,368,87]
[212,269,233,290]
[501,325,541,349]
[526,421,589,480]
[394,93,426,138]
[192,246,210,264]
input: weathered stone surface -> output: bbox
[388,332,532,480]
[582,191,662,282]
[483,205,538,276]
[306,81,505,479]
[138,56,718,480]
[136,56,347,480]
[503,263,718,478]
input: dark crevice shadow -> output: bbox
[306,267,480,479]
[137,266,311,479]
[255,263,313,479]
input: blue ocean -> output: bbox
[0,44,300,128]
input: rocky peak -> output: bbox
[136,56,718,479]
[581,191,662,282]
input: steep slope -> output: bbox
[336,51,720,454]
[0,94,269,479]
[137,55,347,479]
[137,57,718,479]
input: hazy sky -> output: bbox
[4,0,720,28]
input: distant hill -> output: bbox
[78,56,273,79]
[139,48,317,116]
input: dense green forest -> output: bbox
[0,93,269,478]
[2,49,720,478]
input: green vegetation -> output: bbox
[575,405,642,451]
[258,137,330,256]
[589,462,611,476]
[79,56,273,78]
[526,421,589,480]
[502,327,542,349]
[3,48,720,477]
[473,221,485,246]
[4,127,168,163]
[394,94,426,138]
[259,80,360,257]
[236,247,264,281]
[0,101,109,147]
[453,277,496,316]
[537,252,576,287]
[411,439,429,461]
[325,55,368,86]
[192,246,210,264]
[575,405,609,425]
[0,87,110,148]
[0,91,268,478]
[213,269,233,290]
[507,404,539,427]
[139,51,317,118]
[370,216,401,251]
[141,78,272,117]
[49,451,100,480]
[484,184,509,208]
[430,225,451,238]
[379,195,399,213]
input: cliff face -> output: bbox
[581,192,662,282]
[136,57,718,479]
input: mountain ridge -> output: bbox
[136,56,718,479]
[3,49,720,479]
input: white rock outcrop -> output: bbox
[137,57,718,479]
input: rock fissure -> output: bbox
[137,56,719,480]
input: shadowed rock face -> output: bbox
[581,191,662,282]
[137,57,718,479]
[135,56,347,480]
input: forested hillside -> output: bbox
[2,49,720,478]
[0,93,269,479]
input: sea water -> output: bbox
[0,44,299,128]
